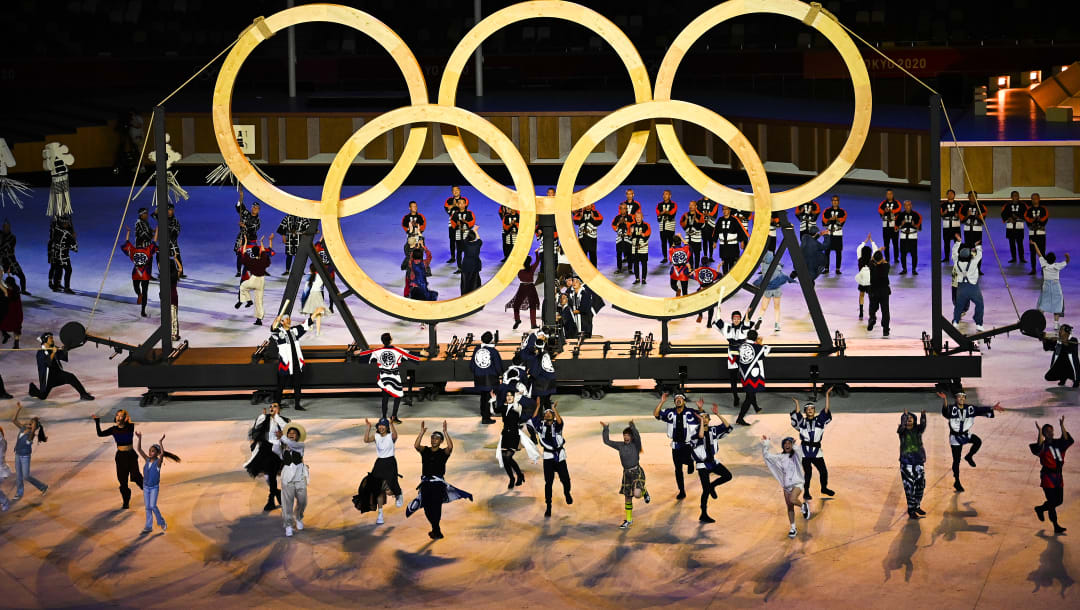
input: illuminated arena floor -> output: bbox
[0,183,1076,607]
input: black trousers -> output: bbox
[502,239,513,259]
[670,279,689,296]
[801,456,829,491]
[943,229,961,261]
[421,480,446,534]
[32,371,89,399]
[49,263,72,290]
[502,449,522,481]
[581,236,598,266]
[826,236,843,270]
[719,245,739,274]
[698,462,733,511]
[1006,230,1026,262]
[382,394,402,419]
[479,393,492,421]
[869,290,890,331]
[950,435,982,481]
[1039,487,1064,526]
[276,371,303,408]
[579,312,593,338]
[543,458,571,504]
[284,253,294,272]
[738,388,758,421]
[115,449,144,505]
[882,228,899,261]
[1030,235,1046,274]
[659,230,674,260]
[633,253,648,281]
[728,369,741,404]
[703,228,716,260]
[133,279,150,313]
[689,241,702,269]
[447,226,457,260]
[671,445,695,493]
[899,239,918,271]
[765,235,776,252]
[455,239,466,266]
[616,242,631,271]
[6,267,26,292]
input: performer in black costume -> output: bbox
[821,196,847,273]
[940,189,963,263]
[48,215,77,293]
[714,206,748,275]
[93,409,142,508]
[0,219,28,294]
[233,191,260,277]
[936,391,1005,492]
[1001,190,1028,265]
[573,204,604,266]
[790,388,835,500]
[470,331,504,424]
[528,401,573,517]
[693,404,733,523]
[269,308,325,411]
[1044,324,1080,387]
[653,392,701,500]
[134,206,155,279]
[444,186,468,264]
[28,332,93,400]
[276,214,310,275]
[656,190,678,263]
[407,420,472,540]
[1031,416,1072,534]
[244,403,289,512]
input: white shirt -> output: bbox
[273,437,308,484]
[762,440,805,489]
[1040,257,1067,281]
[374,432,395,458]
[952,242,982,285]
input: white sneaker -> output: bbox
[774,322,781,332]
[801,503,811,520]
[975,325,984,333]
[788,525,797,538]
[295,519,304,531]
[376,512,385,525]
[285,526,294,537]
[396,495,404,508]
[618,520,632,529]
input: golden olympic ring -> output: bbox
[654,0,871,211]
[212,4,429,219]
[211,1,870,322]
[438,0,652,214]
[320,105,536,321]
[555,100,772,319]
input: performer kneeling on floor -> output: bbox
[936,390,1005,492]
[275,422,308,537]
[762,434,810,538]
[93,409,140,508]
[1044,324,1080,387]
[29,331,93,401]
[244,403,289,512]
[528,400,572,517]
[898,409,928,519]
[653,392,700,500]
[270,307,325,411]
[407,420,472,540]
[693,403,733,523]
[790,387,835,500]
[354,418,404,525]
[356,333,421,424]
[1031,416,1072,535]
[602,420,649,529]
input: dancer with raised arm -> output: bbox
[937,391,1005,492]
[134,430,180,534]
[93,409,147,507]
[0,419,11,511]
[13,404,48,502]
[270,307,325,411]
[356,333,421,424]
[898,409,928,519]
[761,434,809,538]
[407,421,472,540]
[790,388,835,500]
[693,403,733,523]
[528,400,572,517]
[354,418,403,525]
[602,420,649,529]
[275,422,308,537]
[653,392,700,500]
[1031,416,1072,534]
[243,403,289,512]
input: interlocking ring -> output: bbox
[211,0,870,322]
[654,0,871,211]
[320,105,536,321]
[554,100,772,319]
[438,0,652,213]
[212,4,429,219]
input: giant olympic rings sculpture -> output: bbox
[212,0,871,322]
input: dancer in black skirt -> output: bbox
[243,403,290,512]
[92,409,143,508]
[354,418,403,525]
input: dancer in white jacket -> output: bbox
[762,435,810,538]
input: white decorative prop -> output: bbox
[42,141,75,217]
[0,138,31,209]
[136,133,190,203]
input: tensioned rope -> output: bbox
[828,9,1023,320]
[85,39,239,331]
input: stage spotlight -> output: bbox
[1063,65,1070,72]
[1029,70,1040,82]
[997,76,1008,87]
